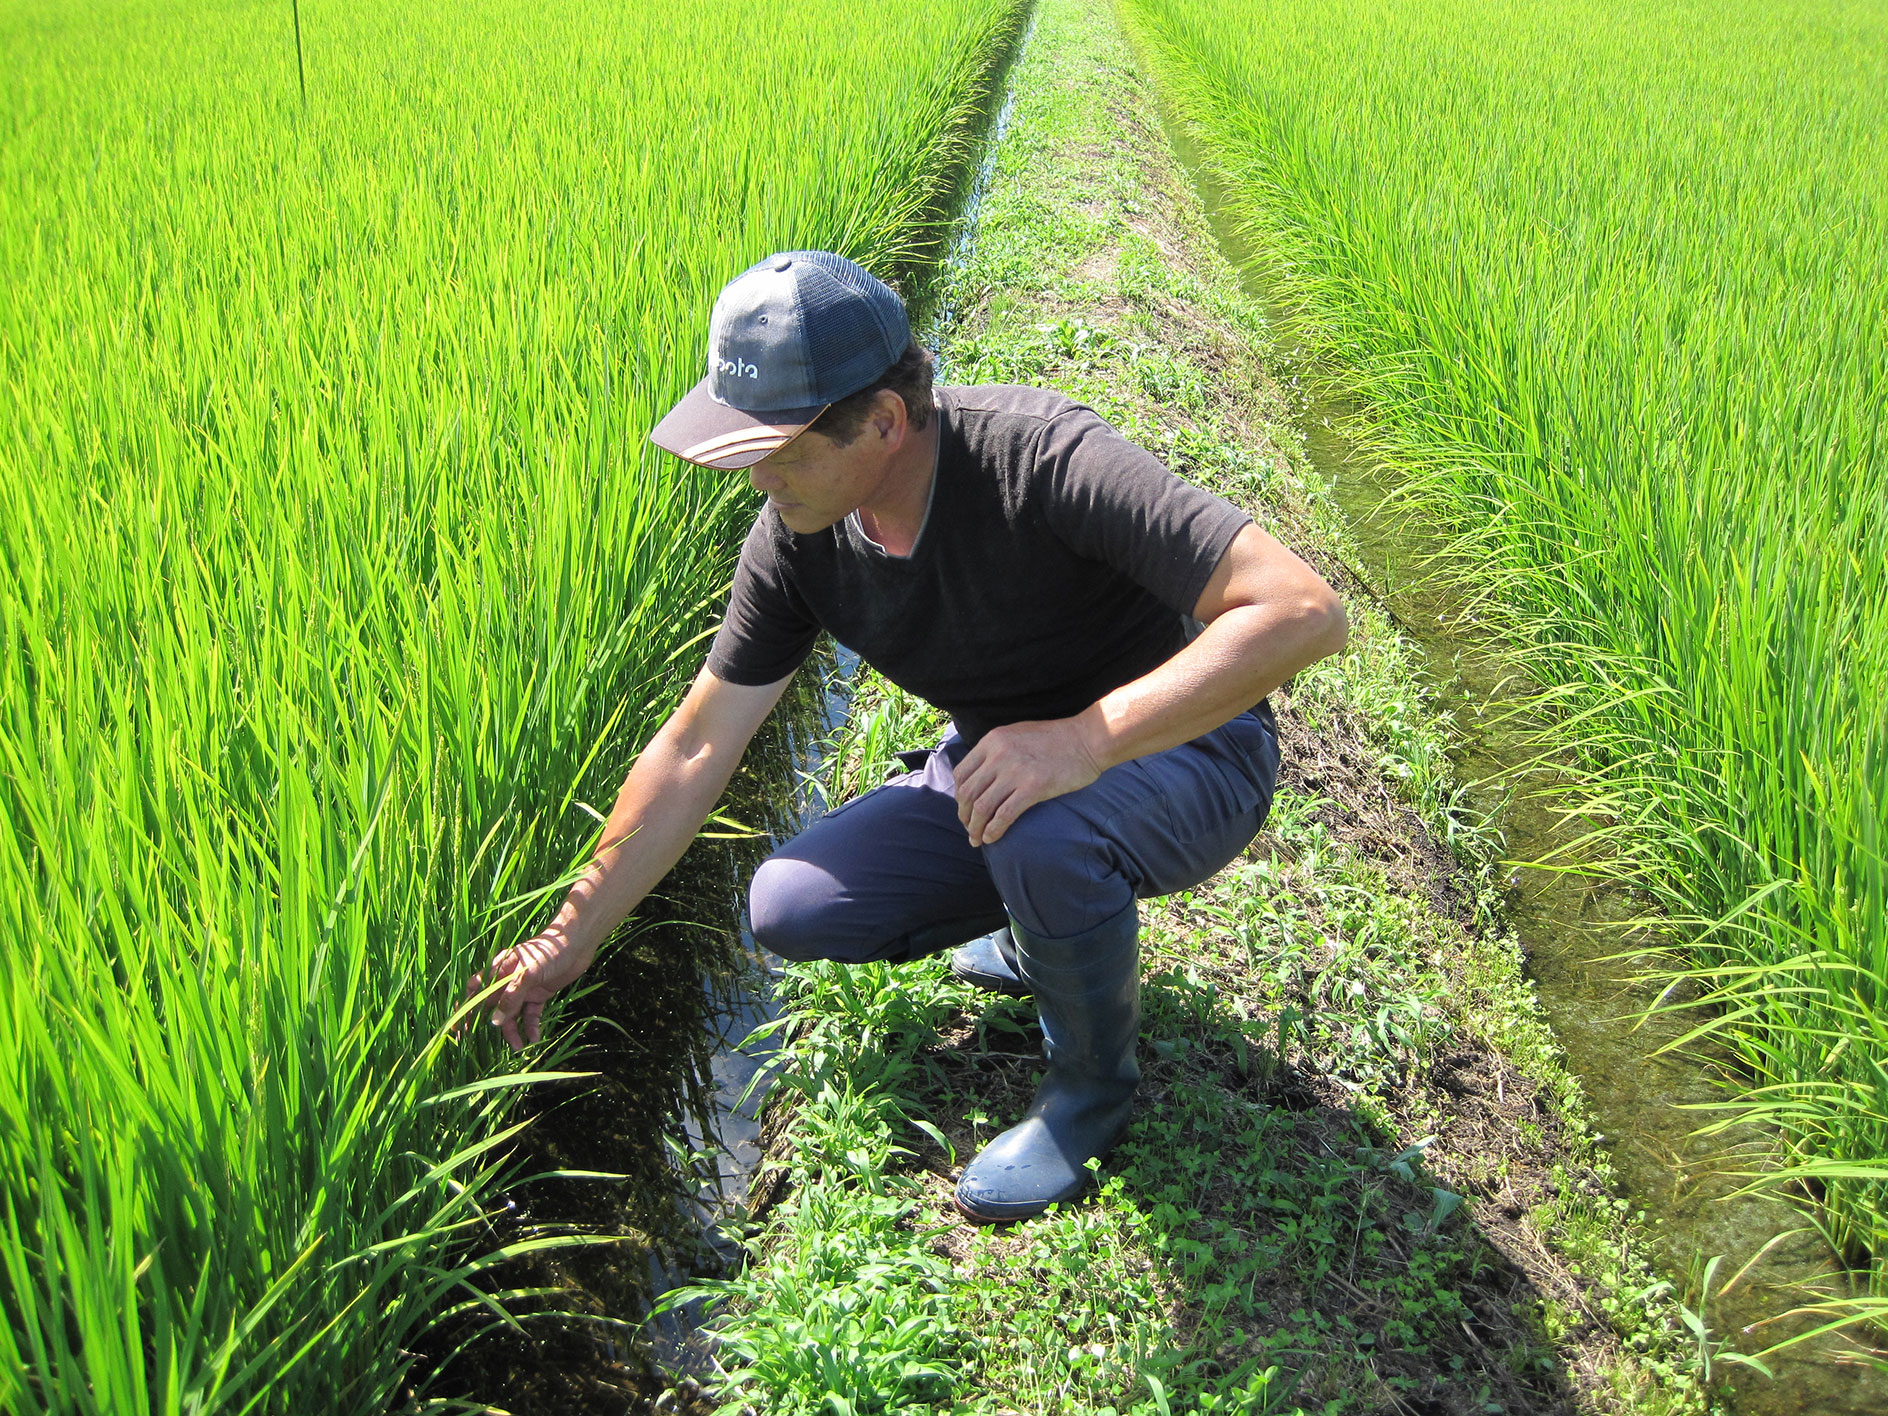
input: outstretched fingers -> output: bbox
[492,960,531,1051]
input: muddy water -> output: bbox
[1150,99,1888,1415]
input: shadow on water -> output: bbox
[1149,97,1888,1416]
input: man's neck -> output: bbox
[854,414,941,558]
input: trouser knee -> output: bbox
[748,853,1006,965]
[748,855,851,963]
[982,802,1130,940]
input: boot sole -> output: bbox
[947,964,1032,997]
[951,1188,1073,1224]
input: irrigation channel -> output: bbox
[1304,427,1888,1416]
[416,671,826,1408]
[1147,87,1888,1416]
[655,48,1030,1339]
[646,64,1034,1386]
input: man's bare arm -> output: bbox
[1078,522,1347,766]
[468,665,794,1050]
[953,523,1346,846]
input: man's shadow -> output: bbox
[917,965,1589,1416]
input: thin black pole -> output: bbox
[291,0,306,104]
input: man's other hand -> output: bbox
[952,718,1104,847]
[467,931,597,1052]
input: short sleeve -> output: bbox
[1035,407,1251,615]
[705,512,822,685]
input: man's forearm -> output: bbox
[535,723,745,962]
[1076,596,1346,770]
[468,667,789,1051]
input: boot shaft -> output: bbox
[1011,903,1141,1091]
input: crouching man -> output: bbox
[465,250,1347,1222]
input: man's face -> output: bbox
[747,413,894,534]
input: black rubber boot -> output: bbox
[949,926,1032,996]
[954,903,1141,1223]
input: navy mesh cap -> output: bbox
[650,251,912,469]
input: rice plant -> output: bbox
[0,0,1026,1408]
[1121,0,1888,1305]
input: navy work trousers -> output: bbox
[749,704,1281,960]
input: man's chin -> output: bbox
[774,504,842,534]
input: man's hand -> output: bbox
[467,931,598,1052]
[952,717,1106,847]
[452,666,793,1052]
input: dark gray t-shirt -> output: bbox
[705,384,1252,745]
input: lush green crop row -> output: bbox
[0,0,1023,1408]
[1122,0,1888,1302]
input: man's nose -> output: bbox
[748,463,784,493]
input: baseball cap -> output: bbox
[650,250,912,470]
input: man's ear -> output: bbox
[871,388,908,443]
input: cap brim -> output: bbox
[649,377,828,470]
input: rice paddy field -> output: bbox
[0,0,1025,1408]
[11,0,1888,1405]
[1122,0,1888,1320]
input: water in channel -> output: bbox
[1149,95,1888,1416]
